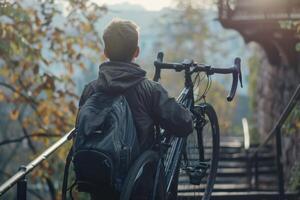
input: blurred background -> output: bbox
[0,0,299,199]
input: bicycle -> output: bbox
[120,52,243,200]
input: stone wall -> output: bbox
[255,48,300,189]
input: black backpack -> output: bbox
[62,90,140,199]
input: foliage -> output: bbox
[247,49,261,111]
[157,0,216,62]
[156,0,237,134]
[289,161,300,191]
[198,79,237,134]
[282,104,300,136]
[0,0,106,198]
[246,45,264,143]
[278,20,300,52]
[283,103,300,189]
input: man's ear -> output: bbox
[133,46,140,58]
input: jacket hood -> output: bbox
[96,61,146,94]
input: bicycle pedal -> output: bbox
[189,173,203,185]
[189,170,206,185]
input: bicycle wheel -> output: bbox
[120,150,166,200]
[180,103,220,200]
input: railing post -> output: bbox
[254,153,259,190]
[275,127,285,200]
[17,166,27,200]
[246,150,252,190]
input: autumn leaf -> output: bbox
[0,67,9,76]
[0,1,105,198]
[81,23,92,32]
[10,109,19,120]
[42,115,50,125]
[0,91,5,101]
[296,121,300,128]
[33,64,39,75]
[68,101,77,114]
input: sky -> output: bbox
[94,0,173,11]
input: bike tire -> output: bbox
[182,103,220,200]
[120,150,166,200]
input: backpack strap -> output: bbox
[62,146,74,200]
[79,80,99,107]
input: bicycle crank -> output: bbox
[185,162,210,185]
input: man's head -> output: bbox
[103,19,139,62]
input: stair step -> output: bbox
[178,184,278,193]
[178,175,277,185]
[178,183,251,192]
[217,155,274,162]
[184,153,274,160]
[216,161,276,169]
[181,137,281,196]
[216,169,277,177]
[179,166,276,174]
[179,174,249,183]
[177,191,300,200]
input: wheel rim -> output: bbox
[128,160,158,199]
[179,104,219,198]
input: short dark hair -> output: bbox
[103,19,139,62]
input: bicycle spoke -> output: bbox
[178,104,219,200]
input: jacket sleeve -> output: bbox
[152,83,193,137]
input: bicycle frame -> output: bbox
[153,68,195,197]
[151,51,242,199]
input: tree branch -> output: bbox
[0,133,61,146]
[0,81,38,106]
[20,123,37,153]
[45,176,56,200]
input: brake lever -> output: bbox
[157,52,164,62]
[227,57,242,102]
[153,52,164,82]
[238,64,243,88]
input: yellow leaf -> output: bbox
[66,63,73,74]
[79,62,85,69]
[0,92,4,101]
[10,109,19,120]
[10,74,19,83]
[45,89,53,98]
[77,38,84,48]
[0,68,9,76]
[82,23,92,32]
[22,118,31,129]
[13,92,20,98]
[43,115,50,125]
[296,121,300,128]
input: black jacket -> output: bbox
[78,61,193,151]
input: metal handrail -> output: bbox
[250,84,300,158]
[0,128,75,197]
[248,83,300,199]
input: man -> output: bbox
[78,18,193,199]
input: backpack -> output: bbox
[62,89,140,199]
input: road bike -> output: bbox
[120,52,242,200]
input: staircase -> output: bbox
[177,136,299,200]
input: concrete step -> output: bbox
[178,183,253,192]
[179,137,280,197]
[178,174,277,185]
[177,191,300,200]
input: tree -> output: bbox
[156,0,238,133]
[0,0,106,198]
